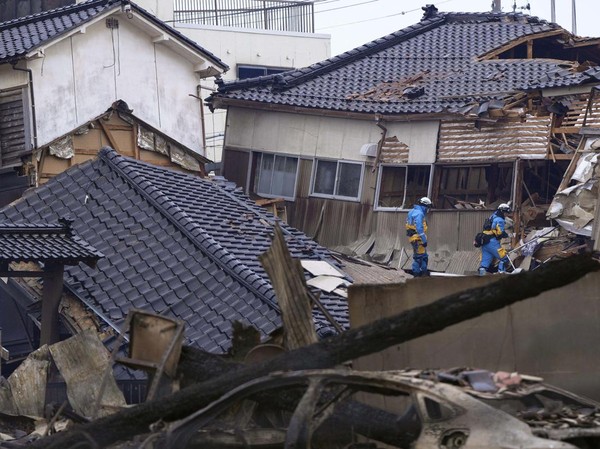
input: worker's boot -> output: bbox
[478,267,486,276]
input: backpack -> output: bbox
[482,216,493,231]
[474,215,494,247]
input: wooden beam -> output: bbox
[40,263,65,346]
[98,120,121,152]
[478,30,565,60]
[527,39,533,59]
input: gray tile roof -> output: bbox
[0,148,348,353]
[0,220,103,267]
[210,11,598,115]
[0,0,228,70]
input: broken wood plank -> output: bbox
[259,225,318,350]
[30,254,600,449]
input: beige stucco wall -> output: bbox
[225,107,439,162]
[349,272,600,400]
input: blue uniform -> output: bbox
[406,204,429,277]
[479,210,510,275]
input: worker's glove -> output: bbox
[422,242,428,247]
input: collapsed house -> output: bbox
[0,0,228,206]
[0,148,350,381]
[207,5,600,272]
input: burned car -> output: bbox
[145,368,600,449]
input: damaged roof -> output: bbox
[0,149,348,352]
[0,0,227,70]
[209,8,600,115]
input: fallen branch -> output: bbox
[31,254,599,448]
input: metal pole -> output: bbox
[551,0,556,22]
[571,0,577,34]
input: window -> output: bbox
[311,160,363,200]
[376,165,432,210]
[237,65,288,80]
[437,164,513,209]
[254,153,298,199]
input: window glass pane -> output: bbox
[270,155,287,197]
[255,154,297,198]
[281,157,298,198]
[313,160,337,195]
[378,166,407,208]
[256,154,274,195]
[336,162,362,198]
[238,66,267,80]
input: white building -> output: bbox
[0,0,228,204]
[130,0,331,162]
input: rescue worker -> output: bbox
[479,203,511,275]
[406,197,432,277]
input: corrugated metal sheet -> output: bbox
[380,136,409,164]
[445,250,482,275]
[0,90,27,168]
[438,116,551,161]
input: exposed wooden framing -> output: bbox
[98,120,120,151]
[514,159,524,243]
[478,30,565,60]
[39,262,65,346]
[527,39,533,59]
[133,123,140,160]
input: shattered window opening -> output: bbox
[436,163,513,209]
[376,165,432,210]
[254,152,299,200]
[311,159,363,201]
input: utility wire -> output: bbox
[317,0,455,30]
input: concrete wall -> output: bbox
[349,272,600,400]
[21,11,204,153]
[225,107,438,162]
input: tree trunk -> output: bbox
[31,255,599,449]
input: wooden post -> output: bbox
[40,263,65,346]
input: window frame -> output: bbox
[435,162,515,210]
[374,163,434,211]
[309,158,364,202]
[236,65,290,81]
[252,151,299,201]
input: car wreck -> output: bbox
[141,368,600,449]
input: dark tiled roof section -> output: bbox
[0,149,349,351]
[0,157,281,353]
[211,12,595,114]
[0,0,227,70]
[0,221,103,266]
[99,149,349,330]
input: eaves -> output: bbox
[15,5,227,72]
[212,97,465,123]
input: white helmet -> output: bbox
[497,203,511,212]
[418,197,432,207]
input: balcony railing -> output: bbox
[173,0,315,33]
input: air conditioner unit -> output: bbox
[360,143,378,157]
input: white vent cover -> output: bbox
[360,143,378,157]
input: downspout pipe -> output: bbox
[10,63,38,151]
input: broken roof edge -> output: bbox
[97,148,282,312]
